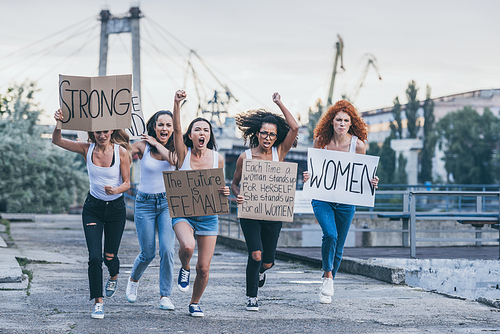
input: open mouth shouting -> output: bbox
[198,136,206,147]
[159,131,169,142]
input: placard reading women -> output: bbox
[57,74,132,131]
[303,148,379,207]
[163,168,229,218]
[238,159,297,222]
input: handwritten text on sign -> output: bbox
[126,91,146,140]
[163,168,229,218]
[57,74,132,132]
[238,159,297,222]
[303,148,379,207]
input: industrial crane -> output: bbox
[326,35,345,108]
[344,53,382,103]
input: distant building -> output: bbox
[361,88,500,182]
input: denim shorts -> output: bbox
[172,215,219,236]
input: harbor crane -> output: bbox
[326,35,345,108]
[343,53,382,103]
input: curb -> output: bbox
[216,235,406,285]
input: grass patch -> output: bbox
[22,269,33,296]
[0,219,12,241]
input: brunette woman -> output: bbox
[126,110,178,310]
[172,90,230,317]
[231,92,298,311]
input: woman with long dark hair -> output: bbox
[304,100,378,304]
[171,90,230,317]
[52,109,132,319]
[231,92,299,311]
[126,110,178,310]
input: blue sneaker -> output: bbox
[189,303,204,317]
[105,278,118,298]
[177,268,190,292]
[91,303,104,319]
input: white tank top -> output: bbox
[179,147,219,171]
[349,135,358,153]
[87,143,122,201]
[324,135,358,153]
[245,146,279,161]
[138,144,175,194]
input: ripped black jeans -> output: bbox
[82,193,126,300]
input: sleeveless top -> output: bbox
[348,135,358,153]
[179,147,219,171]
[324,135,358,153]
[245,146,279,161]
[138,144,175,194]
[87,143,122,201]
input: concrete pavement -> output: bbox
[1,214,500,333]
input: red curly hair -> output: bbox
[313,100,368,148]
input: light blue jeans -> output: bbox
[311,199,355,278]
[131,191,175,296]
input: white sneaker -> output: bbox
[126,278,139,303]
[320,277,334,296]
[91,302,104,319]
[319,292,332,304]
[159,296,175,310]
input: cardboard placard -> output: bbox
[126,91,146,140]
[57,74,132,131]
[237,159,297,222]
[163,168,229,218]
[303,148,379,207]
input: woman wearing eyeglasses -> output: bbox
[231,93,299,311]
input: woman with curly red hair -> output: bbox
[304,100,378,304]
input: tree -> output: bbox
[436,106,500,184]
[394,153,408,184]
[419,85,436,183]
[389,96,403,139]
[376,134,396,184]
[0,83,89,213]
[405,80,420,139]
[307,98,323,140]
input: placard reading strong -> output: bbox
[238,159,297,222]
[163,168,229,218]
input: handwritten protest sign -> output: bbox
[163,168,229,218]
[237,159,297,222]
[126,91,146,140]
[57,74,132,131]
[303,148,379,207]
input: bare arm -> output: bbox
[172,90,187,168]
[231,153,245,203]
[131,140,146,160]
[215,152,230,197]
[140,134,177,165]
[273,92,299,161]
[355,139,367,154]
[104,146,131,195]
[51,109,88,159]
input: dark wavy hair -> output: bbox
[313,100,368,148]
[146,110,175,154]
[183,117,217,150]
[236,109,298,148]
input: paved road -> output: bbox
[1,214,499,333]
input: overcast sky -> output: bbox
[1,0,499,125]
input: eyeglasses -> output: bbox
[259,131,277,140]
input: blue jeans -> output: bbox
[131,191,175,297]
[311,199,355,278]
